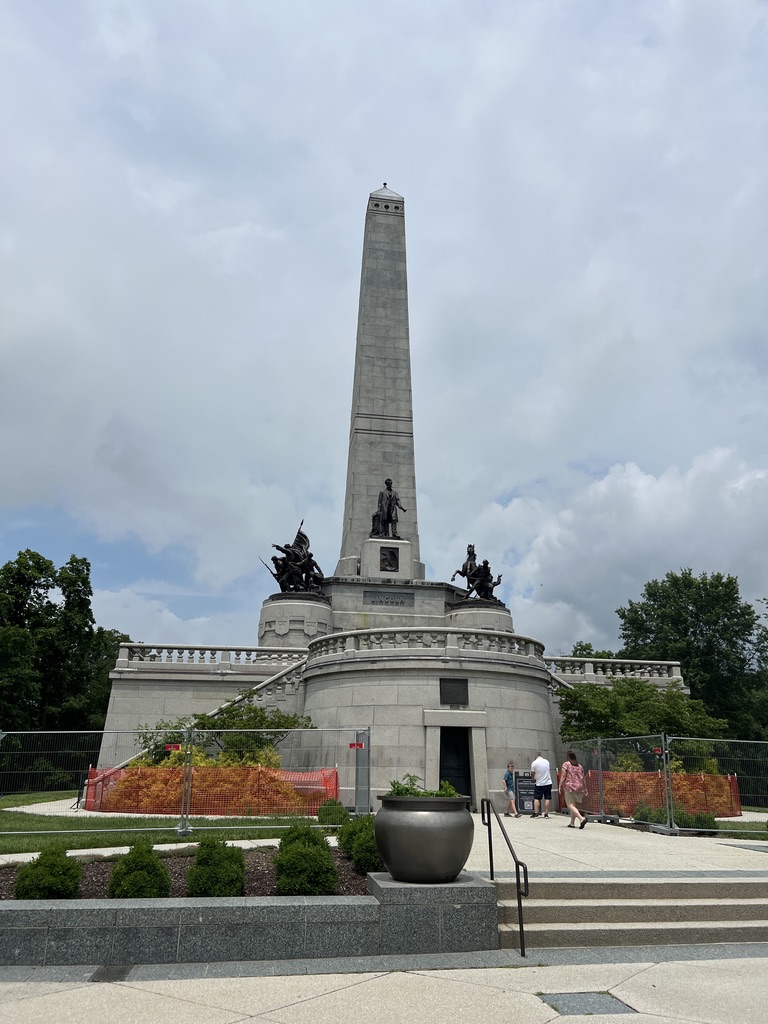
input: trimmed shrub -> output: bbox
[632,802,667,825]
[633,802,717,833]
[108,839,172,898]
[676,809,717,833]
[338,814,375,857]
[279,822,330,851]
[351,826,385,874]
[692,812,718,832]
[14,844,82,900]
[274,840,338,896]
[186,836,246,897]
[337,815,384,874]
[317,798,350,827]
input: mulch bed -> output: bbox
[0,847,369,900]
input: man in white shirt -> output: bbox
[530,751,552,818]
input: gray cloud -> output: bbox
[1,1,766,652]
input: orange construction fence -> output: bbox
[573,770,741,818]
[84,764,339,816]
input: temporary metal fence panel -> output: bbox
[0,730,118,814]
[0,727,371,839]
[565,734,768,835]
[179,728,368,832]
[667,736,767,835]
[565,736,671,826]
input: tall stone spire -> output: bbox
[335,185,424,579]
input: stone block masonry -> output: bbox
[0,873,498,965]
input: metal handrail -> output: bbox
[480,797,529,957]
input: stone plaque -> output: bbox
[439,678,469,706]
[363,590,415,607]
[380,546,399,572]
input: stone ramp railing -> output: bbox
[546,656,683,685]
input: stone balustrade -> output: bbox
[113,643,681,687]
[307,627,545,661]
[115,644,306,668]
[546,656,683,680]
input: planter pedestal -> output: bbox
[367,872,499,953]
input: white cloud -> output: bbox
[1,1,766,656]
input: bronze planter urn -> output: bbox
[375,795,474,883]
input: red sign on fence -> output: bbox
[164,744,181,751]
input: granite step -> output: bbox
[494,877,768,901]
[495,874,768,948]
[500,897,768,925]
[500,918,768,949]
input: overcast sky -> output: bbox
[2,1,766,655]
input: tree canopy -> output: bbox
[570,640,616,660]
[138,697,314,762]
[557,677,729,742]
[615,569,768,736]
[0,549,129,731]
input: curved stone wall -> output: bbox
[299,627,557,808]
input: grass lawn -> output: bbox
[0,795,319,854]
[712,818,768,841]
[0,791,78,810]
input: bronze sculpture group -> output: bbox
[262,524,324,593]
[261,504,502,604]
[451,543,502,601]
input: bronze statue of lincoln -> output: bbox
[371,478,407,539]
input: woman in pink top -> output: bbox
[559,751,589,829]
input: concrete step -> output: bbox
[500,897,768,925]
[494,877,768,902]
[500,919,768,949]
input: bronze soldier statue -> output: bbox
[262,525,324,593]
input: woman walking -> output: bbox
[503,762,523,817]
[559,751,589,829]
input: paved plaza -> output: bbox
[2,811,768,1022]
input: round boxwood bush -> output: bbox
[187,836,246,897]
[317,798,350,827]
[351,826,384,874]
[14,843,82,900]
[338,814,375,857]
[274,839,338,896]
[108,839,172,898]
[280,822,331,851]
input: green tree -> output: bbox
[557,678,729,742]
[0,549,129,731]
[138,695,314,763]
[615,569,768,735]
[570,640,616,660]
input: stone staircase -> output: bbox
[497,876,768,948]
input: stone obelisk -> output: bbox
[335,185,424,579]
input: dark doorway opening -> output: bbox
[439,727,471,798]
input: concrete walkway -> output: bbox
[2,811,767,1023]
